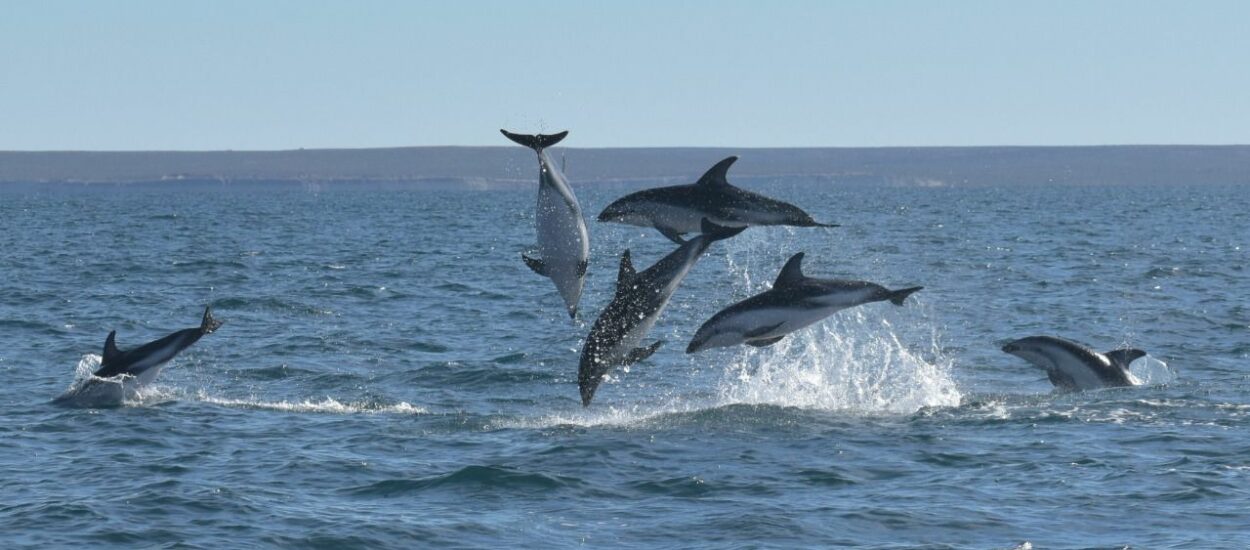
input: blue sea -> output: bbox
[1,177,1247,548]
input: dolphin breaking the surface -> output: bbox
[579,219,746,406]
[54,306,223,407]
[1001,335,1146,391]
[686,252,923,353]
[597,156,837,244]
[501,129,590,319]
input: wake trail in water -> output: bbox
[193,393,427,415]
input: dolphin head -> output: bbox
[1000,337,1056,370]
[597,196,643,224]
[686,329,711,354]
[766,199,836,228]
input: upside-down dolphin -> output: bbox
[54,306,223,406]
[579,219,746,406]
[1001,335,1146,391]
[501,129,590,318]
[686,253,922,353]
[597,156,837,244]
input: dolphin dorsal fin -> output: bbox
[1104,348,1147,369]
[103,330,121,362]
[695,156,739,187]
[616,250,637,288]
[773,252,806,288]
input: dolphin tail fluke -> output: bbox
[699,218,748,242]
[499,129,568,151]
[888,286,924,306]
[1104,348,1147,369]
[200,306,223,334]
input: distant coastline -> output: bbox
[2,145,1248,187]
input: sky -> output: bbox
[1,1,1248,150]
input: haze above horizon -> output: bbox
[2,1,1248,151]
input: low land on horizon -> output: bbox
[2,145,1249,187]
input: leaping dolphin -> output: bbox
[686,253,922,353]
[579,219,746,406]
[54,306,223,406]
[502,129,590,319]
[1001,335,1146,391]
[597,156,837,244]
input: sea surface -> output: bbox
[1,176,1247,548]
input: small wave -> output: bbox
[343,465,577,496]
[195,393,426,415]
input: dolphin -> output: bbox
[1001,335,1146,391]
[502,129,590,318]
[597,156,837,244]
[579,218,746,406]
[686,252,922,353]
[54,306,223,406]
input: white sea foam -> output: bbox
[194,393,427,415]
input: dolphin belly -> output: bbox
[534,176,590,314]
[1046,355,1111,390]
[709,307,834,348]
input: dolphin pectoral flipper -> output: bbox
[578,259,589,278]
[657,226,687,245]
[746,336,785,348]
[1104,348,1147,369]
[522,254,549,277]
[625,341,664,365]
[888,286,924,306]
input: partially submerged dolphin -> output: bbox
[54,306,223,407]
[597,156,837,244]
[1001,335,1146,391]
[686,252,922,353]
[502,129,590,318]
[579,219,746,406]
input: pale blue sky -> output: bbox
[2,1,1248,150]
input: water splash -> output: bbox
[52,354,128,408]
[1129,355,1177,386]
[711,231,962,413]
[714,309,961,413]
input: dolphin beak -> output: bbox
[1001,343,1017,353]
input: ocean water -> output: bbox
[1,178,1247,548]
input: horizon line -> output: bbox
[4,142,1250,154]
